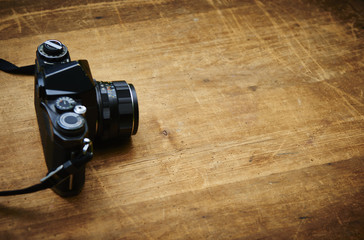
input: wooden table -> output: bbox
[0,0,363,239]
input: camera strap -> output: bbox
[0,58,39,196]
[0,58,35,75]
[0,142,93,196]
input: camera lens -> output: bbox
[95,81,139,141]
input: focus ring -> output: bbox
[113,81,134,136]
[96,81,137,140]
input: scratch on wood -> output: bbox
[242,15,295,74]
[11,9,22,33]
[293,217,305,240]
[0,22,12,32]
[206,0,237,47]
[323,81,363,117]
[271,139,286,161]
[21,8,41,34]
[257,0,313,74]
[270,2,315,52]
[243,1,296,73]
[84,3,102,38]
[205,0,251,62]
[255,0,335,82]
[348,22,357,42]
[336,215,343,225]
[324,82,363,106]
[297,98,302,106]
[278,14,330,81]
[327,12,349,41]
[113,5,127,30]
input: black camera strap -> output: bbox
[0,183,50,196]
[0,58,35,75]
[0,146,93,196]
[0,152,93,196]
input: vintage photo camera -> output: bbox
[35,40,139,197]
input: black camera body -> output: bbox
[34,40,138,197]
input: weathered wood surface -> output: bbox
[0,0,363,239]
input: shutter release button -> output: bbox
[57,112,85,131]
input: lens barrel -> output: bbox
[95,81,139,141]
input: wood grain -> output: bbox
[0,0,363,239]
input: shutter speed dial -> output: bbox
[55,96,76,112]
